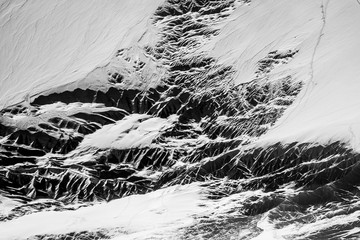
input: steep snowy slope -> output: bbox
[1,0,360,239]
[0,0,164,108]
[194,0,360,148]
[260,0,360,148]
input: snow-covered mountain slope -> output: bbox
[252,0,360,149]
[1,0,360,239]
[186,0,360,149]
[0,183,206,240]
[0,0,164,108]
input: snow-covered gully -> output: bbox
[1,0,360,239]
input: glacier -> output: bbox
[1,0,360,239]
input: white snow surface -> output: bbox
[257,0,360,149]
[79,114,175,150]
[0,183,205,240]
[1,0,360,239]
[202,0,360,148]
[2,0,360,147]
[0,0,164,108]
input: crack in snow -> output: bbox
[309,0,330,86]
[267,0,330,134]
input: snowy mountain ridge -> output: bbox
[1,0,360,239]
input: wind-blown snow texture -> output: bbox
[1,0,360,239]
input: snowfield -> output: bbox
[0,0,164,108]
[196,0,360,149]
[1,0,360,239]
[0,183,205,240]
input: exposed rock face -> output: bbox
[1,0,360,239]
